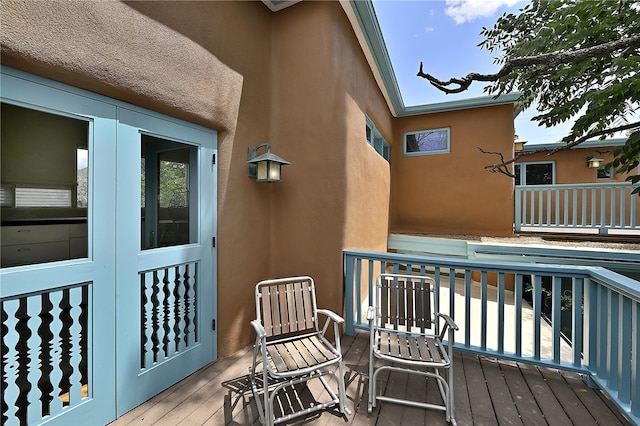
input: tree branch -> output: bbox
[477,147,517,177]
[549,121,640,153]
[480,121,640,177]
[418,34,640,94]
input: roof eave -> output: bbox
[342,1,520,118]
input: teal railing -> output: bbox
[344,249,640,424]
[515,182,639,234]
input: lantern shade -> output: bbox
[248,144,290,182]
[587,156,604,169]
[514,139,527,152]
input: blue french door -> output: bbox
[1,67,217,425]
[1,69,118,425]
[115,108,217,416]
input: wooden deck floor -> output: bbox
[110,330,631,426]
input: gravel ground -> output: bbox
[481,235,640,252]
[416,233,640,252]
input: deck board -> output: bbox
[110,331,631,426]
[481,357,522,425]
[499,359,546,426]
[517,362,570,426]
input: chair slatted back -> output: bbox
[257,277,316,337]
[377,274,433,332]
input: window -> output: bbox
[0,184,13,207]
[404,127,450,156]
[15,186,72,207]
[365,117,390,162]
[77,148,88,207]
[514,162,555,185]
[597,166,613,179]
[140,136,197,250]
[1,102,89,267]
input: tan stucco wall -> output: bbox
[1,0,391,356]
[266,2,390,319]
[390,104,516,237]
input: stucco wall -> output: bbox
[1,0,392,357]
[267,2,391,319]
[391,104,516,237]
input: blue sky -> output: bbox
[372,0,574,145]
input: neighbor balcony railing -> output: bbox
[343,249,640,424]
[515,182,639,234]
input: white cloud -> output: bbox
[445,0,521,24]
[424,26,435,32]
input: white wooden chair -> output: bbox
[367,273,458,425]
[249,276,349,426]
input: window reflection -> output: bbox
[1,103,89,267]
[140,136,197,250]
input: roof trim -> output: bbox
[402,93,522,116]
[340,0,401,115]
[343,0,521,117]
[261,0,303,12]
[522,138,628,151]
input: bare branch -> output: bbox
[548,121,640,153]
[418,34,640,94]
[477,147,517,177]
[479,121,640,177]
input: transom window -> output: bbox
[365,117,390,162]
[404,127,450,156]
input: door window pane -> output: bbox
[141,136,197,250]
[1,103,89,267]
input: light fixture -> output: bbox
[514,138,527,152]
[247,143,290,182]
[587,155,604,169]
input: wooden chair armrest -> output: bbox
[316,309,345,324]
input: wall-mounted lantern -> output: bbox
[514,138,527,152]
[587,156,604,169]
[247,143,290,182]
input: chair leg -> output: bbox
[448,365,455,424]
[262,368,272,426]
[368,331,376,413]
[337,361,349,415]
[368,359,376,412]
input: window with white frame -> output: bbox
[404,127,450,156]
[365,117,390,162]
[514,161,555,185]
[597,165,613,179]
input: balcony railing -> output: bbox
[515,182,639,234]
[343,249,640,424]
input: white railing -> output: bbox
[343,249,640,424]
[515,182,639,234]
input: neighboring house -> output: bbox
[516,138,632,186]
[515,139,639,234]
[0,1,636,425]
